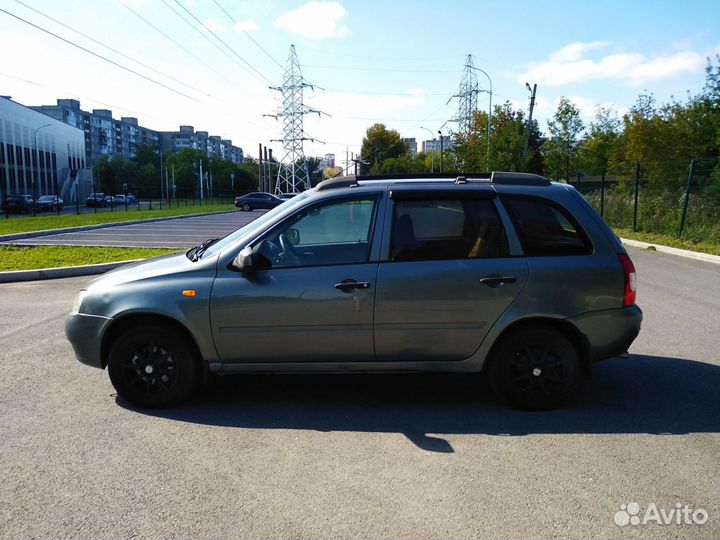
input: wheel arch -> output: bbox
[484,316,592,375]
[100,312,205,370]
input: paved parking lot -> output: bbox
[0,247,718,539]
[8,210,264,249]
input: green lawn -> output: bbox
[0,204,237,236]
[0,245,178,271]
[614,228,720,256]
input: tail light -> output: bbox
[617,253,637,307]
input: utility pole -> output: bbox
[199,159,204,200]
[438,130,444,173]
[258,143,263,191]
[522,83,537,164]
[159,147,163,206]
[264,146,270,193]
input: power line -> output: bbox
[159,0,264,85]
[118,0,249,93]
[0,71,165,121]
[0,6,199,102]
[211,0,284,69]
[301,64,457,73]
[169,0,273,85]
[321,87,453,97]
[14,0,209,98]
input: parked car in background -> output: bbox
[86,193,107,207]
[3,194,35,214]
[125,194,136,204]
[105,196,114,207]
[36,195,64,211]
[66,172,642,410]
[113,195,127,205]
[234,192,283,211]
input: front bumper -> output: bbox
[568,304,643,361]
[65,313,112,369]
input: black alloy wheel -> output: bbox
[488,326,580,410]
[108,324,199,408]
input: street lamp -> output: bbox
[32,123,53,216]
[419,126,435,173]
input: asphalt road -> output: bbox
[9,210,263,249]
[0,247,718,539]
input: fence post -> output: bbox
[633,163,640,232]
[600,168,606,217]
[677,159,695,239]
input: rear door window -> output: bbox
[390,196,508,261]
[501,196,592,256]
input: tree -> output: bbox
[360,123,406,174]
[452,102,543,173]
[543,98,585,181]
[582,106,623,176]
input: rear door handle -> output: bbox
[479,275,517,286]
[334,280,371,292]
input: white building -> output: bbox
[1,96,90,202]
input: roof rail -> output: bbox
[490,171,551,186]
[314,171,551,191]
[315,175,358,191]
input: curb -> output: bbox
[0,209,239,243]
[0,259,142,284]
[620,238,720,265]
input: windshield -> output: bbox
[200,192,310,259]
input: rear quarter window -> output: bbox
[501,195,592,256]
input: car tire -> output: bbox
[487,326,580,410]
[107,324,200,408]
[241,203,251,211]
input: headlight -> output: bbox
[71,290,87,314]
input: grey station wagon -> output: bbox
[66,172,642,410]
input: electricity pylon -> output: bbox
[266,45,325,193]
[450,54,480,135]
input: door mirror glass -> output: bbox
[231,246,254,270]
[286,228,300,245]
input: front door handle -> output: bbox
[334,280,371,292]
[479,275,517,287]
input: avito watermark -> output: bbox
[614,502,709,527]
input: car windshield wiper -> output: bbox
[186,238,219,262]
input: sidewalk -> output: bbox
[620,238,720,265]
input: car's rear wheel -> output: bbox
[487,326,580,410]
[241,203,251,211]
[107,324,199,408]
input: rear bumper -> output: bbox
[65,313,112,369]
[568,305,643,362]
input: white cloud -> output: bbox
[549,41,610,62]
[202,19,226,33]
[233,19,259,33]
[275,1,349,39]
[515,42,711,87]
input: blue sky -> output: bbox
[1,0,718,166]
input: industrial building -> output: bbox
[1,96,91,203]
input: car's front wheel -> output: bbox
[487,326,581,410]
[241,203,251,211]
[107,324,200,408]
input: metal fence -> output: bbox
[575,157,720,244]
[2,190,252,219]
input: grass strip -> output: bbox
[0,245,178,272]
[0,204,237,236]
[614,228,720,256]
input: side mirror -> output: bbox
[286,228,300,245]
[232,246,254,271]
